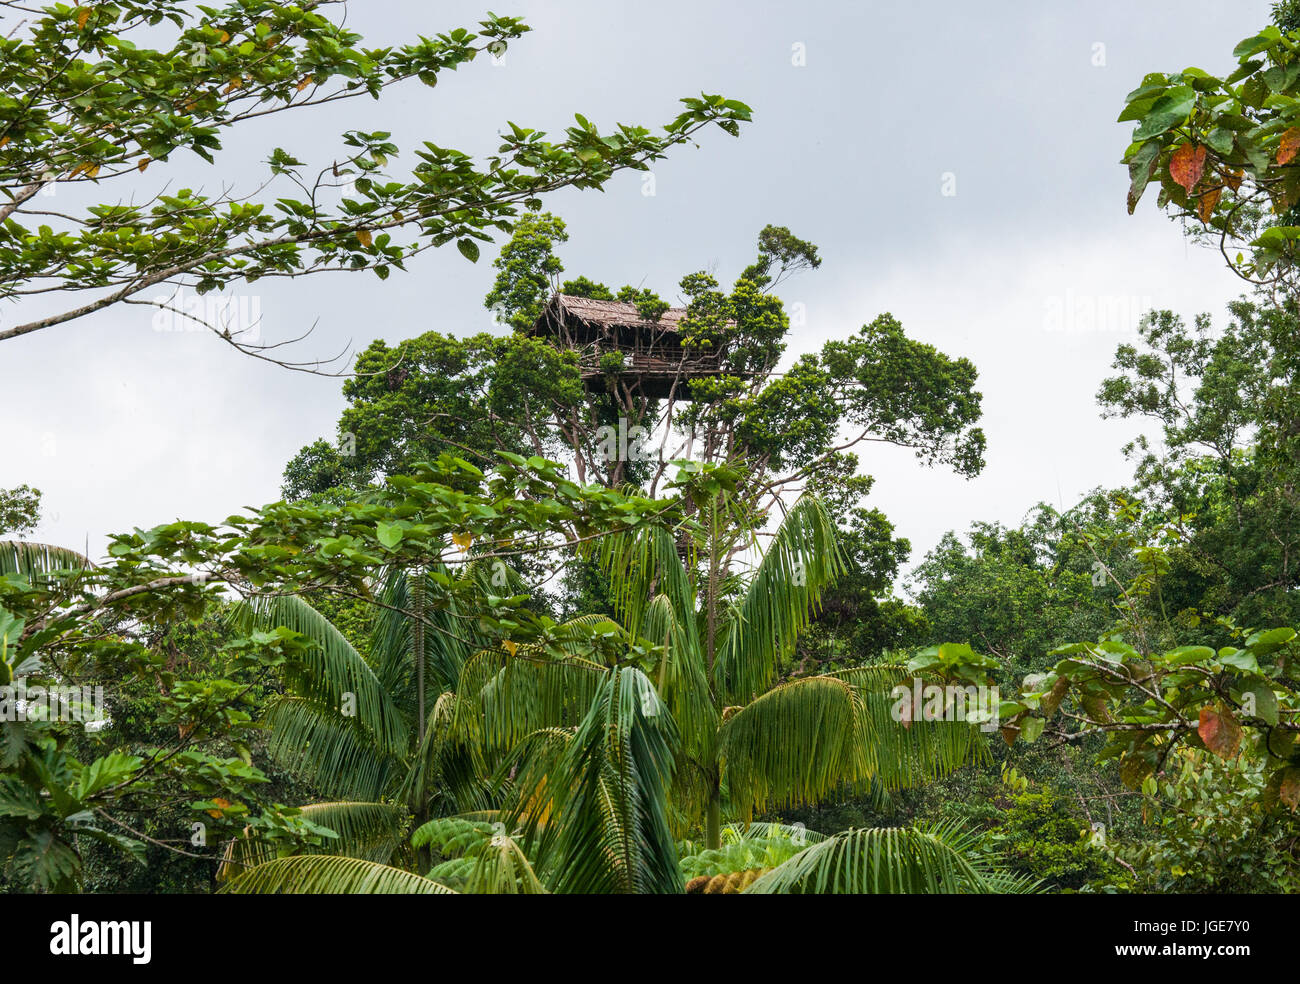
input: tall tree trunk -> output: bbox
[411,569,427,748]
[705,785,722,851]
[410,569,430,871]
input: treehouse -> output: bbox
[532,293,726,401]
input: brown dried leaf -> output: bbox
[1120,751,1154,789]
[1169,143,1207,194]
[1197,185,1222,223]
[1041,676,1070,720]
[1280,768,1300,811]
[1198,705,1243,759]
[1279,127,1300,166]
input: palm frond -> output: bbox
[0,540,92,588]
[546,613,632,662]
[234,594,408,755]
[827,664,991,788]
[218,801,409,879]
[460,555,530,600]
[642,594,717,763]
[508,668,682,894]
[715,495,843,704]
[263,696,401,801]
[370,568,418,699]
[220,855,455,894]
[295,801,409,863]
[452,648,607,752]
[823,663,914,691]
[720,820,829,844]
[718,675,870,816]
[401,691,492,815]
[744,822,1026,894]
[413,816,548,894]
[592,525,699,652]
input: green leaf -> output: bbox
[1219,649,1260,674]
[1205,127,1236,156]
[1132,87,1196,140]
[1126,139,1163,214]
[1247,627,1297,656]
[1241,684,1279,726]
[1164,645,1215,666]
[1233,29,1282,61]
[375,521,402,550]
[77,753,143,799]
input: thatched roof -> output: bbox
[539,293,687,334]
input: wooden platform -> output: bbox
[533,293,727,401]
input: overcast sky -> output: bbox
[1,0,1275,584]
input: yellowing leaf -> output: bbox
[1169,143,1207,194]
[76,7,91,29]
[296,75,313,92]
[1040,676,1069,719]
[218,30,230,43]
[1120,751,1154,789]
[1224,168,1243,192]
[1279,127,1300,166]
[137,158,150,172]
[451,530,472,550]
[1196,185,1222,223]
[502,640,518,656]
[1081,694,1110,724]
[356,228,373,248]
[1278,768,1300,811]
[0,136,9,148]
[222,76,243,94]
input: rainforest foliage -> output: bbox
[4,1,1300,894]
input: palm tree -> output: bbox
[221,556,688,893]
[223,660,680,894]
[681,820,1039,894]
[220,561,509,880]
[448,491,984,853]
[597,492,985,848]
[452,493,977,847]
[226,646,1023,895]
[225,491,988,890]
